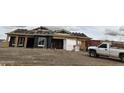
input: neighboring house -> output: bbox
[85,40,102,51]
[86,40,124,50]
[0,39,4,47]
[0,39,4,43]
[86,40,101,47]
[109,41,124,48]
[6,26,91,51]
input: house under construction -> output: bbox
[6,26,91,51]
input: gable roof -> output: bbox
[33,26,49,30]
[55,29,71,34]
[9,26,53,35]
[71,32,87,37]
[7,26,90,39]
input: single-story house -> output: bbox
[86,40,101,47]
[6,26,91,51]
[0,39,5,47]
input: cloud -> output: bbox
[4,26,36,31]
[105,29,118,36]
[119,26,124,31]
[104,27,124,37]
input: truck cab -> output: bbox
[96,42,110,56]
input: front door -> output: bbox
[27,38,35,48]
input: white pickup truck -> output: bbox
[88,42,124,62]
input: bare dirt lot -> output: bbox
[0,48,124,66]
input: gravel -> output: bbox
[0,48,124,66]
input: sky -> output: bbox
[0,26,124,41]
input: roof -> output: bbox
[71,32,87,37]
[0,39,4,42]
[55,29,71,34]
[9,26,53,35]
[33,26,49,30]
[7,26,91,39]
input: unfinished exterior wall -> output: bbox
[6,26,91,50]
[64,39,77,51]
[80,40,86,51]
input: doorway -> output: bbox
[52,39,63,49]
[26,38,35,48]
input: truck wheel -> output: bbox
[89,51,97,57]
[120,55,124,62]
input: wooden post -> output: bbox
[24,36,28,48]
[83,40,86,51]
[76,38,78,45]
[6,34,9,42]
[15,36,19,47]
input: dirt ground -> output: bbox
[0,48,124,66]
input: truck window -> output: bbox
[98,44,107,48]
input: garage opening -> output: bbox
[52,39,63,49]
[27,38,35,48]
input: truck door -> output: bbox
[97,44,109,56]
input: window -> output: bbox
[11,37,16,47]
[18,37,25,47]
[98,44,107,48]
[11,37,16,44]
[38,37,46,47]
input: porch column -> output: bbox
[34,37,38,48]
[76,38,78,45]
[6,34,9,42]
[81,40,86,51]
[15,36,19,47]
[24,36,28,48]
[47,37,52,48]
[83,40,86,51]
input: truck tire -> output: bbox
[89,50,97,57]
[120,55,124,62]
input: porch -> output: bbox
[8,35,64,49]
